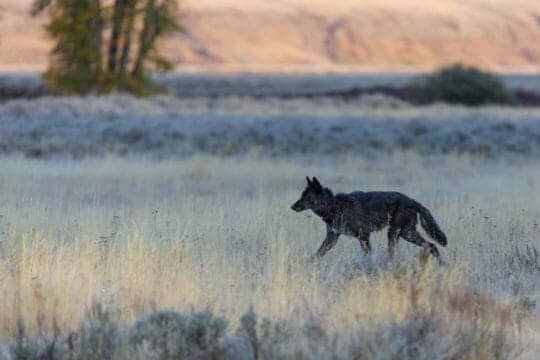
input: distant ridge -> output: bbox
[1,0,539,72]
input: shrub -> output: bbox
[346,312,515,360]
[2,306,517,360]
[65,303,119,360]
[0,75,50,101]
[416,64,511,105]
[8,319,66,360]
[128,309,228,359]
[238,309,294,359]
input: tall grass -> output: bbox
[0,154,537,357]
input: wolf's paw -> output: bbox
[308,254,318,263]
[438,259,449,267]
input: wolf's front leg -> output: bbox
[387,226,400,258]
[358,232,371,254]
[316,227,340,258]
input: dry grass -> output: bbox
[0,154,537,357]
[2,93,540,159]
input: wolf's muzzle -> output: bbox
[291,202,303,212]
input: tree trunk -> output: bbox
[107,0,127,73]
[132,0,156,77]
[93,0,104,73]
[118,0,137,74]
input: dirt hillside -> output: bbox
[1,0,539,72]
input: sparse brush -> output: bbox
[3,93,540,159]
[3,282,520,360]
[65,303,119,360]
[128,309,228,359]
[507,245,540,274]
[8,318,65,360]
[345,311,515,360]
[0,155,536,358]
[238,308,294,359]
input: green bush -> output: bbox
[66,304,119,360]
[238,308,294,359]
[3,306,516,359]
[128,309,228,359]
[417,64,511,105]
[8,319,66,360]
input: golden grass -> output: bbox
[0,154,536,352]
[0,234,521,345]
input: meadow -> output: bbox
[3,93,540,159]
[0,154,538,358]
[0,79,539,358]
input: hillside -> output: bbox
[1,0,539,72]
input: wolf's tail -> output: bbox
[413,201,447,246]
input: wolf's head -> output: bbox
[291,177,332,212]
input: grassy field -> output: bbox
[0,154,538,358]
[2,93,540,159]
[0,74,539,357]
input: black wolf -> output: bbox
[291,177,447,262]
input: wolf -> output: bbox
[291,177,447,262]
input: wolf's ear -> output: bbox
[306,176,312,185]
[312,177,322,191]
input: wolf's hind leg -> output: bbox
[401,229,441,264]
[387,226,400,258]
[316,229,340,258]
[358,233,371,254]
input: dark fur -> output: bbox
[291,177,447,262]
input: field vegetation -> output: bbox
[0,154,538,358]
[0,71,538,358]
[2,93,540,160]
[1,0,539,358]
